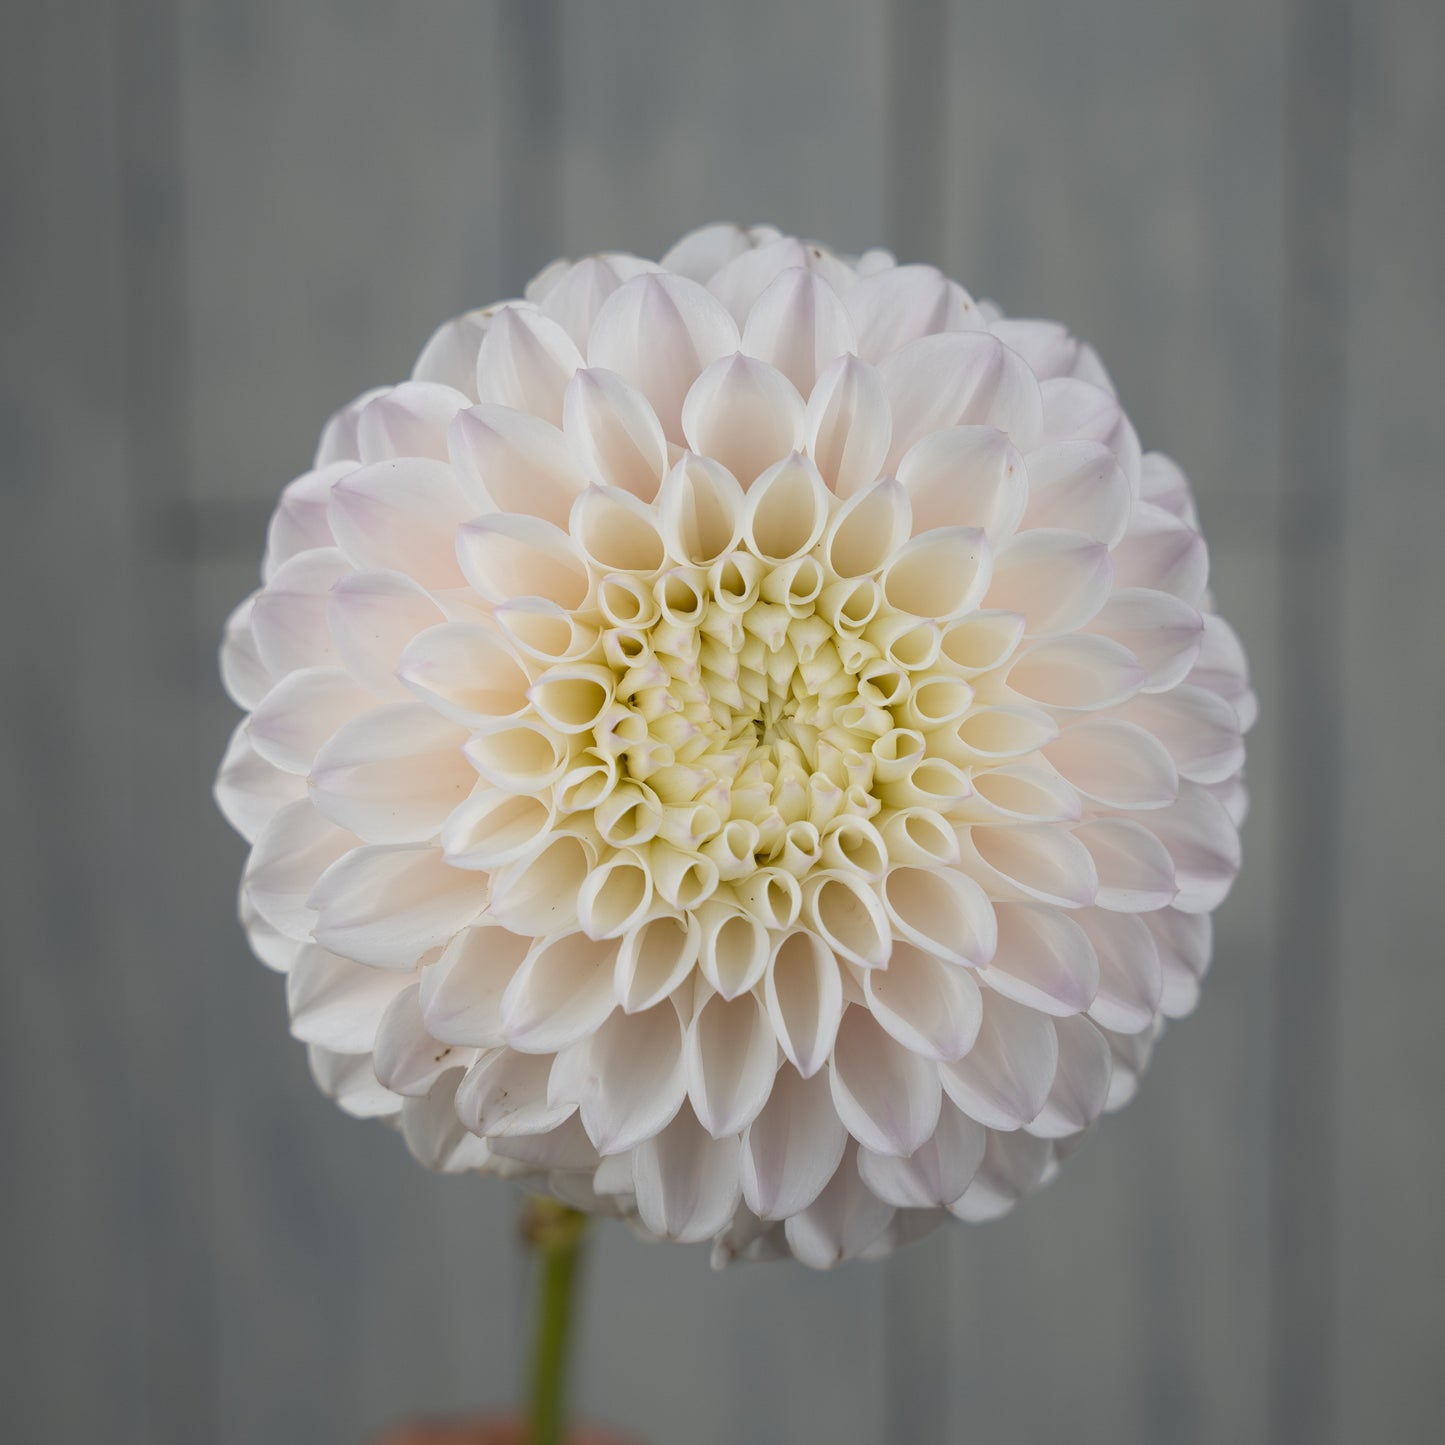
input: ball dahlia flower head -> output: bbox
[217,223,1253,1268]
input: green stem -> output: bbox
[522,1196,590,1445]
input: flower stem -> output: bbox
[521,1195,590,1445]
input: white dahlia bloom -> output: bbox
[216,223,1254,1267]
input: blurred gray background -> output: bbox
[3,1,1441,1442]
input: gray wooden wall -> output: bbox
[3,1,1441,1442]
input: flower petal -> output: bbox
[327,459,472,588]
[941,992,1059,1130]
[310,844,486,968]
[685,989,777,1138]
[857,1096,986,1207]
[449,404,587,526]
[864,941,984,1061]
[783,1140,895,1268]
[587,273,741,442]
[248,667,374,775]
[1028,1015,1113,1138]
[977,902,1099,1016]
[741,1064,847,1220]
[987,529,1112,637]
[474,305,583,427]
[844,264,980,361]
[829,1006,942,1157]
[563,367,669,500]
[310,704,472,843]
[576,1003,688,1154]
[287,943,414,1054]
[682,353,806,486]
[896,425,1027,540]
[419,923,531,1047]
[740,268,856,394]
[455,1046,576,1136]
[765,930,844,1077]
[804,353,892,498]
[633,1108,742,1244]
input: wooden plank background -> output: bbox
[1,1,1440,1442]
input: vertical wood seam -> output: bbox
[1272,0,1353,1440]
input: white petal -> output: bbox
[1075,908,1163,1035]
[741,1064,846,1219]
[356,382,471,464]
[1037,377,1141,488]
[1139,450,1199,522]
[1137,783,1241,914]
[1073,818,1179,912]
[441,788,556,870]
[1086,588,1204,692]
[1021,440,1130,545]
[540,255,660,347]
[310,844,486,968]
[215,722,306,843]
[307,1042,402,1119]
[881,332,1044,470]
[864,942,983,1061]
[244,800,359,941]
[487,834,591,935]
[248,666,374,775]
[327,459,472,588]
[1005,635,1145,711]
[569,484,668,573]
[615,913,700,1013]
[879,526,992,623]
[1110,502,1209,604]
[220,596,273,709]
[402,1073,492,1172]
[412,309,490,397]
[823,478,912,579]
[686,990,777,1138]
[1146,907,1213,1018]
[396,622,531,727]
[941,992,1059,1130]
[989,318,1084,384]
[950,1129,1052,1221]
[315,387,387,466]
[896,425,1027,540]
[880,865,997,967]
[563,367,669,500]
[978,902,1099,1016]
[740,268,856,394]
[682,354,806,486]
[487,1113,600,1172]
[419,923,530,1047]
[251,547,349,676]
[698,907,771,999]
[987,529,1112,637]
[706,238,855,325]
[961,823,1099,909]
[766,930,844,1077]
[287,943,414,1053]
[783,1140,895,1268]
[310,704,471,843]
[474,305,583,427]
[576,1003,687,1154]
[327,569,448,698]
[1043,718,1179,810]
[456,512,589,609]
[633,1108,742,1243]
[803,873,892,969]
[857,1096,986,1207]
[804,353,892,498]
[373,983,465,1097]
[844,264,980,361]
[1113,684,1244,786]
[1028,1015,1113,1137]
[449,404,587,526]
[829,1006,941,1157]
[655,451,746,564]
[660,223,753,283]
[587,273,741,442]
[497,930,615,1057]
[455,1046,575,1136]
[741,453,830,560]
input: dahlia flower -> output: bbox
[216,223,1253,1268]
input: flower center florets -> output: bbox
[496,461,990,943]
